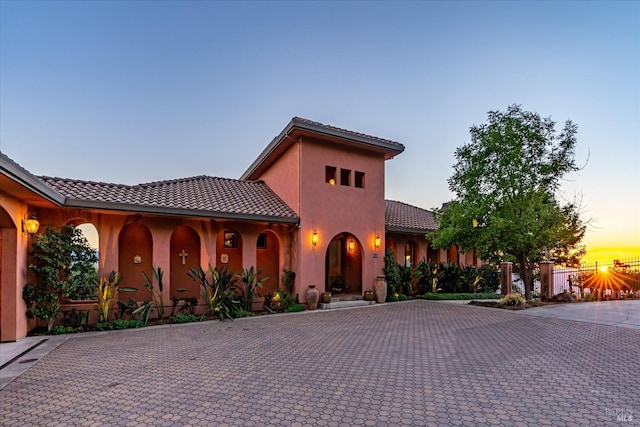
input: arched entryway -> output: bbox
[170,226,201,300]
[216,228,242,277]
[256,231,279,296]
[325,232,362,294]
[118,223,153,302]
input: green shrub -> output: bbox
[397,293,408,301]
[110,319,139,330]
[284,303,305,313]
[422,292,502,300]
[234,309,255,318]
[49,325,81,335]
[387,293,400,302]
[22,225,98,332]
[170,314,203,323]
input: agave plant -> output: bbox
[188,265,241,321]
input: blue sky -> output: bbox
[1,1,638,260]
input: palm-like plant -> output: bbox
[238,266,268,312]
[188,265,241,321]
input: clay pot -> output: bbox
[306,285,319,310]
[321,292,332,304]
[374,276,387,303]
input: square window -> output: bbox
[340,169,351,186]
[325,166,337,185]
[355,171,365,188]
[224,232,237,248]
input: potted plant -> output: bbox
[331,276,345,293]
[364,290,374,301]
[321,291,332,304]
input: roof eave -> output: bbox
[64,199,300,224]
[292,118,405,158]
[240,121,296,180]
[385,226,436,234]
[0,152,66,205]
[241,118,405,181]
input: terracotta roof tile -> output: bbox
[39,175,298,221]
[385,200,438,233]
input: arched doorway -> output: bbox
[325,232,362,294]
[256,231,279,296]
[170,226,201,300]
[118,223,153,302]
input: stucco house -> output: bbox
[0,117,477,342]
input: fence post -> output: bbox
[500,262,513,295]
[540,261,554,299]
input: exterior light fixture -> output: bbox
[22,211,40,235]
[472,218,479,228]
[374,234,381,250]
[348,238,355,251]
[329,178,336,185]
[312,230,319,246]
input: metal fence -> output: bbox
[553,258,640,298]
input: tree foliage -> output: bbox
[428,105,586,300]
[22,224,98,331]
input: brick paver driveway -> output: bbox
[1,301,638,426]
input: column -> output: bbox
[500,262,513,295]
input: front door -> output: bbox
[325,233,362,294]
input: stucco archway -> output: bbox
[170,226,201,300]
[325,232,362,294]
[118,223,153,302]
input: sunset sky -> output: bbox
[1,1,638,263]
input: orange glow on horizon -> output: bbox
[581,246,640,264]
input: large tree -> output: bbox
[429,105,586,300]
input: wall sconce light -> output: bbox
[472,218,479,228]
[22,211,40,235]
[329,178,336,185]
[311,229,319,246]
[374,234,381,250]
[348,238,355,251]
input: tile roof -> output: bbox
[385,200,438,233]
[291,117,404,149]
[38,175,299,222]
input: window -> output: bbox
[325,166,336,185]
[355,171,365,188]
[257,233,267,249]
[340,168,351,186]
[224,231,237,248]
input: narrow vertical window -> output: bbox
[340,169,351,186]
[355,171,365,188]
[325,166,337,185]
